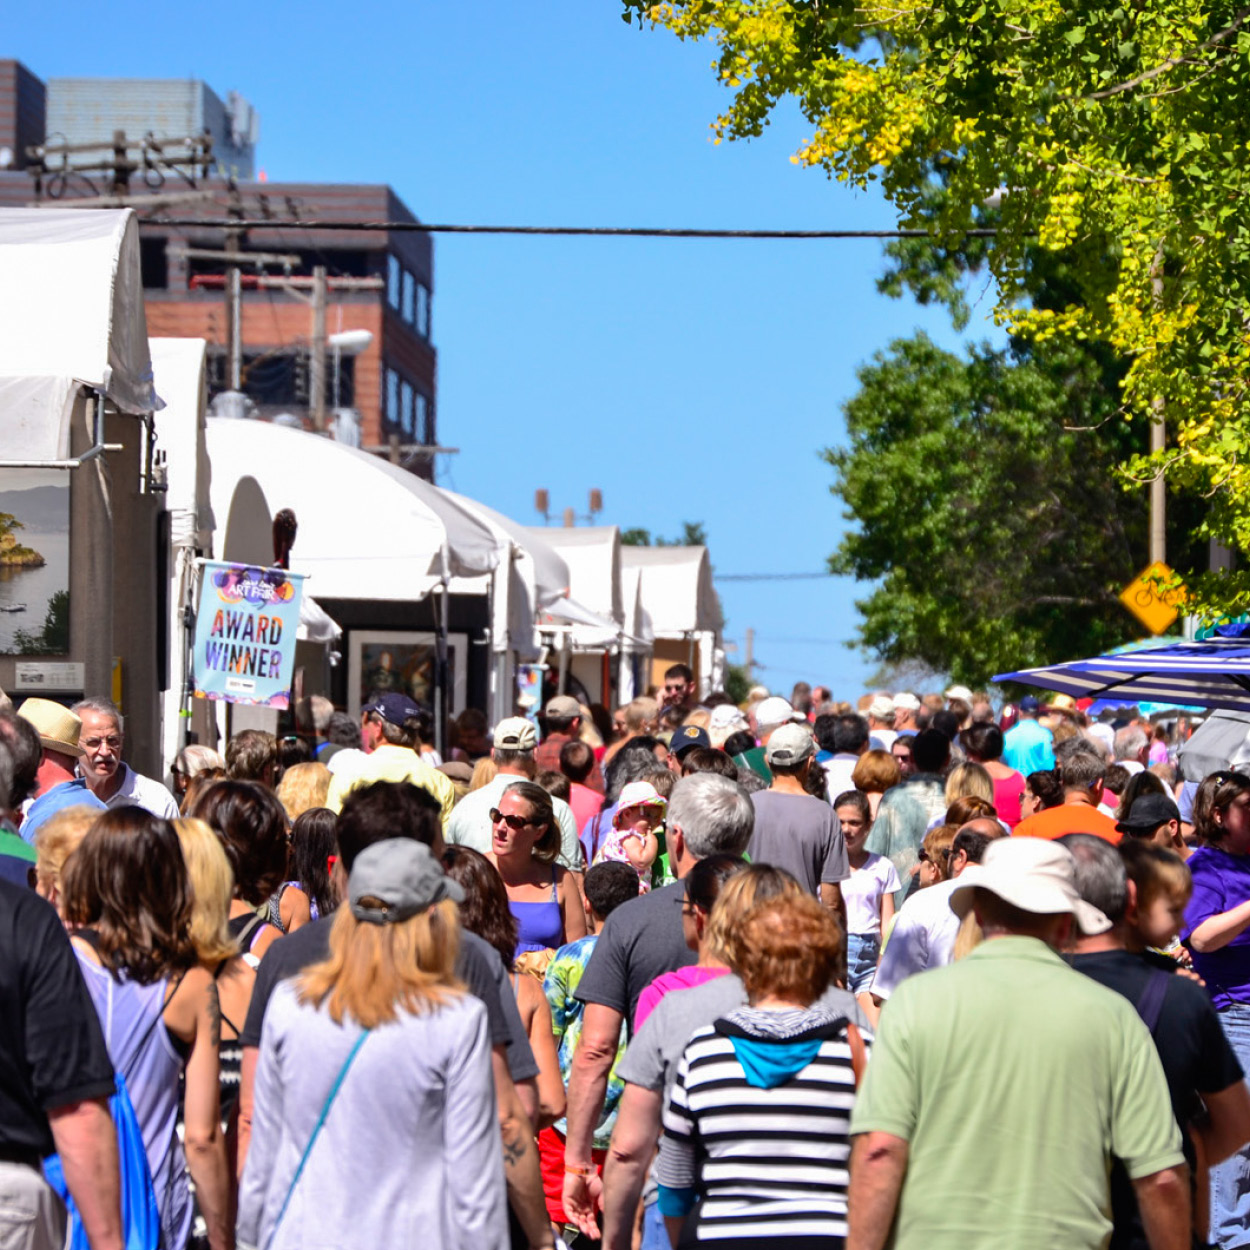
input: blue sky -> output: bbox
[10,2,1001,699]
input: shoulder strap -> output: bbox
[846,1022,869,1088]
[1135,968,1171,1036]
[265,1029,369,1249]
[232,912,267,952]
[133,971,188,1055]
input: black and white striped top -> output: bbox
[656,1006,862,1244]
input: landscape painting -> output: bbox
[0,470,70,655]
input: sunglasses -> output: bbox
[489,808,534,832]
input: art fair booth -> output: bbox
[622,545,724,698]
[0,208,165,775]
[527,525,629,707]
[205,418,500,748]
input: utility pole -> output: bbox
[744,628,755,682]
[1150,244,1166,566]
[226,200,244,391]
[310,266,327,430]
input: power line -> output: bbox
[717,572,834,581]
[144,218,1004,240]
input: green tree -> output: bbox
[623,0,1250,616]
[14,590,70,655]
[620,522,710,547]
[829,333,1205,682]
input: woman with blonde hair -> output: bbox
[275,761,332,823]
[33,805,100,914]
[944,761,995,808]
[174,817,256,1130]
[237,838,505,1250]
[467,755,498,794]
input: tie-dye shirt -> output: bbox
[543,934,627,1149]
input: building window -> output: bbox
[402,270,415,324]
[400,381,414,434]
[416,283,430,339]
[416,392,430,444]
[385,368,399,426]
[387,255,400,310]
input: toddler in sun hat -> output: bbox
[593,780,666,893]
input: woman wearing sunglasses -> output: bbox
[487,781,587,964]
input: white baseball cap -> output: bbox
[946,685,974,702]
[754,696,802,729]
[949,838,1111,936]
[893,692,921,713]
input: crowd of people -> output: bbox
[0,668,1245,1249]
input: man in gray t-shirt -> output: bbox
[748,723,849,912]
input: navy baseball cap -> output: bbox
[671,725,711,757]
[362,692,422,727]
[1019,695,1041,712]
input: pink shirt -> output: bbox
[634,966,730,1032]
[567,782,602,834]
[992,770,1026,829]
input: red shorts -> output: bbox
[537,1126,608,1225]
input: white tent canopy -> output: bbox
[206,418,500,600]
[528,525,623,649]
[621,545,722,635]
[0,208,158,457]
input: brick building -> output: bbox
[0,61,438,478]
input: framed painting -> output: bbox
[347,630,468,721]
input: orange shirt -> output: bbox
[1013,802,1121,844]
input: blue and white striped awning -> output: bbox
[995,636,1250,715]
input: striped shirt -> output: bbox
[656,1006,862,1243]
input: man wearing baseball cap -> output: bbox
[325,693,456,828]
[535,696,604,793]
[445,717,583,873]
[749,723,848,914]
[1116,793,1187,855]
[849,838,1189,1250]
[1002,693,1057,776]
[735,696,803,782]
[892,692,921,737]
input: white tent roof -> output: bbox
[0,208,157,458]
[528,525,621,622]
[456,498,570,607]
[621,545,722,636]
[620,563,655,652]
[206,419,499,600]
[150,338,211,549]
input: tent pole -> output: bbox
[435,576,450,758]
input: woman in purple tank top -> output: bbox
[62,808,233,1250]
[486,780,587,962]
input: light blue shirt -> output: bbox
[1002,719,1055,775]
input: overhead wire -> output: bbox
[145,218,1003,240]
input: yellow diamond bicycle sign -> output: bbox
[1119,562,1185,636]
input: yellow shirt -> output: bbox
[324,744,455,829]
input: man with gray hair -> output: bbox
[73,697,178,818]
[1115,724,1151,775]
[1064,834,1250,1248]
[563,773,754,1230]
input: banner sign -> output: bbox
[192,562,306,708]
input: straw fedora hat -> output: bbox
[17,698,83,757]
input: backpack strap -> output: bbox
[265,1029,369,1248]
[1135,968,1171,1036]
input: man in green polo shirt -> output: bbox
[848,838,1190,1250]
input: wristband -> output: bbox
[565,1164,595,1177]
